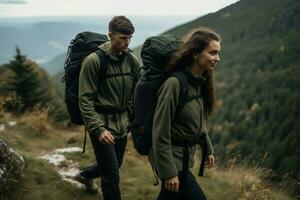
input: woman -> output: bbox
[149,27,221,200]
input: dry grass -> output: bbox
[0,111,297,200]
[0,93,22,116]
[203,157,297,200]
[20,106,52,135]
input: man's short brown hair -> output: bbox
[108,16,135,35]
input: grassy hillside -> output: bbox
[0,110,296,200]
[157,0,300,179]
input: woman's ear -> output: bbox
[193,52,198,60]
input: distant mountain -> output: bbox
[0,15,197,74]
[0,22,101,64]
[159,0,300,178]
[45,48,142,76]
[42,53,66,75]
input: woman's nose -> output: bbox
[215,54,220,62]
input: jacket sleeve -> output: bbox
[79,53,107,136]
[203,126,214,155]
[205,133,214,155]
[152,77,180,179]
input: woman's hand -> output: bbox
[205,154,215,168]
[164,176,180,193]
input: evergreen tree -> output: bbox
[9,47,52,112]
[1,47,67,120]
[9,47,53,113]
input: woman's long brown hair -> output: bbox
[168,27,220,116]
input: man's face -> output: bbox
[109,32,132,54]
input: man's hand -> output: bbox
[164,176,180,193]
[205,154,215,168]
[99,130,115,144]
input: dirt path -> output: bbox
[39,147,85,188]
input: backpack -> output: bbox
[63,31,139,126]
[132,34,190,155]
[62,31,109,125]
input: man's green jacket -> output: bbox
[79,42,140,138]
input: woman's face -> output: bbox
[194,40,221,72]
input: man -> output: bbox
[75,16,140,200]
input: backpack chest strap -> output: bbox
[105,72,132,78]
[95,49,138,81]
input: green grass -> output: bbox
[0,113,296,200]
[4,156,102,200]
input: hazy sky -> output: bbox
[0,0,239,17]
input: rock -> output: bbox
[0,124,5,132]
[8,121,17,126]
[0,139,25,195]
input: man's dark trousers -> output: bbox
[80,133,127,200]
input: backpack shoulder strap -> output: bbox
[94,48,108,77]
[170,71,189,113]
[127,52,139,83]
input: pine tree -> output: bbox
[9,47,52,113]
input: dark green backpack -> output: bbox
[62,31,109,125]
[132,34,190,155]
[63,31,138,125]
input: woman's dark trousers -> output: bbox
[156,170,207,200]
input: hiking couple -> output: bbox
[72,15,221,200]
